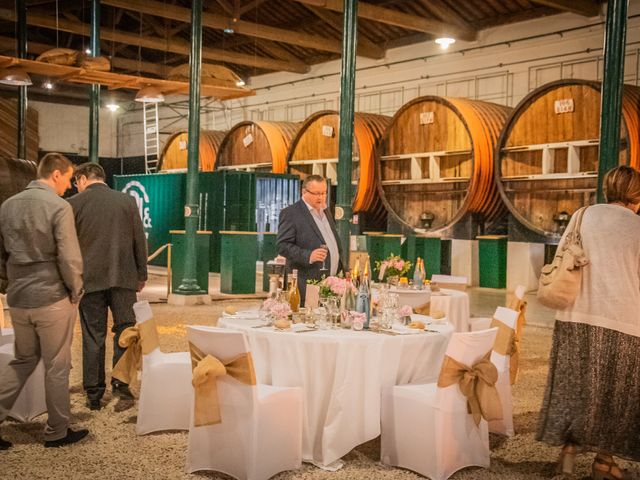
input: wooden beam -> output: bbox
[238,0,269,17]
[101,0,382,58]
[0,8,310,73]
[0,36,169,76]
[215,0,234,16]
[305,5,385,59]
[292,0,477,42]
[529,0,600,17]
[420,0,475,31]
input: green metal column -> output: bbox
[88,0,100,163]
[16,0,26,160]
[597,0,628,202]
[176,0,205,294]
[335,0,359,268]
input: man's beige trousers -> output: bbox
[0,297,77,441]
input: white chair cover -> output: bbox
[0,343,47,422]
[186,326,302,479]
[431,274,468,291]
[133,300,193,435]
[0,327,14,346]
[488,306,519,437]
[381,328,498,480]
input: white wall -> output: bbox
[31,100,119,157]
[37,2,640,158]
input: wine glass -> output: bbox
[319,244,328,272]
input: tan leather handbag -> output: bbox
[537,207,589,310]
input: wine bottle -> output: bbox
[341,272,356,312]
[356,257,371,328]
[413,257,425,290]
[288,269,300,312]
[352,259,361,289]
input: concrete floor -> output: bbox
[140,266,557,329]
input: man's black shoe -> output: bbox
[0,435,12,450]
[44,428,89,448]
[86,399,102,411]
[112,383,134,400]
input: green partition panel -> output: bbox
[259,232,278,292]
[220,231,258,294]
[366,233,402,269]
[114,172,185,267]
[170,231,211,293]
[403,236,448,280]
[478,235,508,288]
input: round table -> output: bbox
[218,312,454,469]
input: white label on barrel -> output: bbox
[179,140,187,150]
[243,133,254,147]
[184,205,192,217]
[420,111,435,125]
[322,125,334,137]
[554,99,574,114]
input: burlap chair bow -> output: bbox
[437,352,502,426]
[189,342,256,427]
[506,299,527,384]
[111,320,160,385]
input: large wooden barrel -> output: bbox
[216,121,301,173]
[287,111,390,216]
[0,156,37,205]
[158,130,226,171]
[495,79,640,239]
[0,99,39,162]
[378,96,511,233]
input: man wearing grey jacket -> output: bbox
[0,153,88,450]
[69,163,147,411]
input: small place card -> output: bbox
[243,133,254,147]
[420,111,435,125]
[179,140,187,150]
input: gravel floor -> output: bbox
[1,297,639,480]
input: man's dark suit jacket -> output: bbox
[68,183,148,294]
[277,199,344,305]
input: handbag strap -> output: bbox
[569,206,589,248]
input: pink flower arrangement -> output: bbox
[375,254,412,281]
[398,305,413,318]
[308,275,356,298]
[262,298,291,320]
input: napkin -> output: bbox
[390,324,422,335]
[291,323,313,332]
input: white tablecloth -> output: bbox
[371,285,431,309]
[218,314,454,468]
[431,288,470,332]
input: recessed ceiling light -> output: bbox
[435,37,456,50]
[106,103,120,112]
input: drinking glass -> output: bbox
[319,244,328,272]
[325,297,340,329]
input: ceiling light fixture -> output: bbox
[44,81,53,90]
[106,102,120,112]
[85,48,92,54]
[0,68,33,86]
[435,37,456,50]
[236,79,245,87]
[223,27,234,34]
[135,85,165,103]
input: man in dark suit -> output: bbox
[277,175,343,306]
[68,163,147,410]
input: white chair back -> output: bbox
[437,328,498,412]
[134,300,153,324]
[493,307,518,330]
[514,285,526,301]
[431,274,468,291]
[186,326,257,416]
